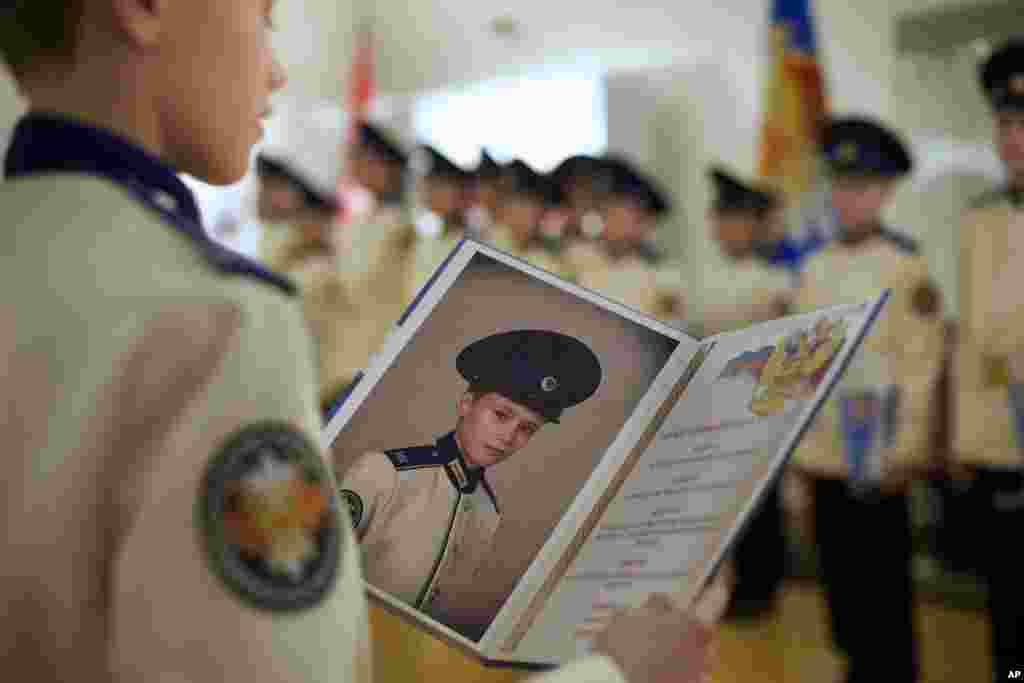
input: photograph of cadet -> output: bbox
[331,251,679,641]
[339,328,601,638]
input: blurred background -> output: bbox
[4,0,1018,680]
[0,0,1006,315]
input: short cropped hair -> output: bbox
[0,1,84,82]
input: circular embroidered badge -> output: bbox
[339,489,363,529]
[197,422,340,612]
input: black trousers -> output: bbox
[969,467,1024,681]
[813,476,918,683]
[729,484,787,610]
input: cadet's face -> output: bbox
[567,183,598,212]
[456,393,544,468]
[475,182,501,212]
[603,199,652,243]
[995,111,1024,181]
[829,176,894,229]
[349,150,395,195]
[711,211,757,258]
[160,0,286,184]
[424,178,464,216]
[498,196,545,241]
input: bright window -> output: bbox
[413,69,607,171]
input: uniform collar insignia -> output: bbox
[438,431,483,494]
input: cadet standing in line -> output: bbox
[550,154,613,246]
[321,122,417,417]
[564,157,683,320]
[790,117,944,683]
[698,166,794,336]
[464,148,504,238]
[337,330,601,638]
[257,152,340,273]
[701,166,795,622]
[951,38,1024,681]
[405,145,472,302]
[0,2,716,682]
[488,159,572,278]
[255,151,363,416]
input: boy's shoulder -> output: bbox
[2,173,296,297]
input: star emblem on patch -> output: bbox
[198,422,340,611]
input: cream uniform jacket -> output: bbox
[1,114,630,683]
[489,224,572,279]
[338,432,502,628]
[263,205,414,406]
[953,189,1024,469]
[564,240,684,319]
[791,229,944,481]
[696,257,794,336]
[0,114,371,683]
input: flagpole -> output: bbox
[755,0,830,237]
[335,9,375,226]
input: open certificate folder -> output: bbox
[323,238,887,669]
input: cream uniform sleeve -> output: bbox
[105,295,371,683]
[336,451,400,543]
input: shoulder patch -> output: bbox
[878,228,919,254]
[197,422,340,612]
[338,489,364,528]
[384,445,440,470]
[911,280,942,317]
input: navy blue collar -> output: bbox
[4,111,295,296]
[5,111,203,227]
[437,431,483,490]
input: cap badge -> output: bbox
[541,376,559,392]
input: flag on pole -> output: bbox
[335,20,376,224]
[347,20,375,133]
[756,0,829,209]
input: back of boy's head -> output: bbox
[1,2,84,84]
